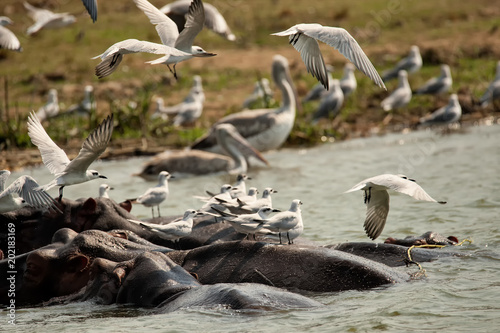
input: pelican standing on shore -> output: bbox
[191,55,298,153]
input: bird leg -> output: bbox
[58,186,65,202]
[167,64,178,80]
[157,205,161,217]
[287,232,292,245]
[278,231,282,245]
[151,207,155,218]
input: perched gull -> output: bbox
[258,213,304,244]
[151,97,170,120]
[24,2,76,36]
[135,171,173,218]
[230,174,251,199]
[191,55,298,153]
[66,85,96,116]
[259,199,303,244]
[152,75,205,126]
[136,123,268,179]
[380,70,412,111]
[234,187,259,204]
[36,89,59,122]
[229,187,278,214]
[302,65,334,103]
[312,79,344,123]
[419,94,462,126]
[0,170,57,213]
[345,174,446,240]
[272,24,385,90]
[211,206,280,239]
[160,0,236,41]
[339,63,357,97]
[199,184,233,212]
[382,45,422,82]
[129,209,200,245]
[242,78,274,109]
[81,0,98,23]
[0,17,22,51]
[414,64,452,95]
[27,112,113,200]
[93,0,216,79]
[480,61,500,108]
[98,184,113,198]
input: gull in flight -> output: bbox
[27,112,113,200]
[135,171,173,218]
[345,174,446,240]
[0,17,22,51]
[0,170,57,213]
[129,209,201,247]
[312,79,344,123]
[382,45,422,82]
[414,64,452,95]
[36,89,59,122]
[259,199,303,244]
[480,61,500,108]
[93,0,216,79]
[272,24,386,90]
[419,94,462,126]
[24,2,76,36]
[98,184,113,198]
[380,70,412,111]
[160,0,236,41]
[81,0,98,23]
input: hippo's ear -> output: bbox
[119,200,133,212]
[67,254,90,273]
[82,198,98,213]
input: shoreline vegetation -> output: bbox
[1,0,500,171]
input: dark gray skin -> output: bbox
[166,240,409,292]
[384,231,459,247]
[74,251,322,312]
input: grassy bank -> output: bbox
[1,0,500,168]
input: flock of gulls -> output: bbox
[1,0,496,241]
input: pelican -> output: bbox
[382,45,422,82]
[480,61,500,108]
[152,75,205,126]
[137,123,268,179]
[160,0,236,41]
[0,170,57,213]
[414,64,452,95]
[339,63,357,97]
[27,113,113,200]
[302,65,334,103]
[36,89,59,122]
[0,17,22,51]
[191,55,298,153]
[81,0,98,22]
[272,24,385,90]
[381,70,412,111]
[24,2,76,36]
[242,78,274,109]
[93,0,215,79]
[345,174,446,240]
[312,79,344,123]
[419,94,461,126]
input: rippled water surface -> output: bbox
[5,124,500,332]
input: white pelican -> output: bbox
[382,45,422,82]
[480,61,500,108]
[312,79,344,123]
[24,2,76,36]
[137,123,268,179]
[272,24,385,90]
[419,94,461,126]
[380,70,412,111]
[0,170,57,213]
[27,113,113,200]
[93,0,215,79]
[160,0,236,41]
[345,174,446,240]
[0,17,22,51]
[339,63,357,97]
[191,55,298,153]
[134,171,173,218]
[36,89,59,122]
[414,64,452,95]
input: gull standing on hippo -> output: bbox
[134,171,173,218]
[191,55,298,153]
[345,174,446,240]
[27,112,113,201]
[93,0,216,79]
[272,24,386,90]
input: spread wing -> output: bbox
[175,0,205,51]
[133,0,179,47]
[5,175,57,210]
[27,111,71,175]
[81,0,98,22]
[364,189,389,240]
[0,26,21,51]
